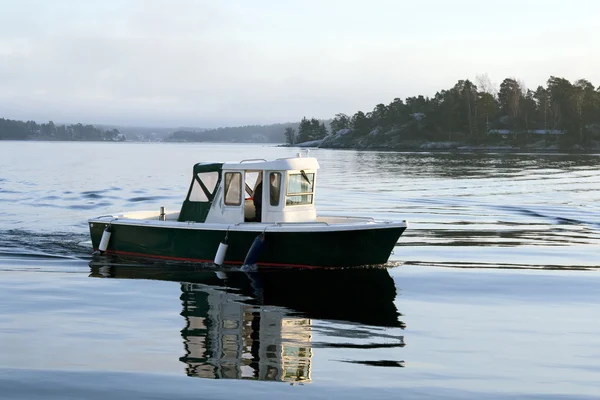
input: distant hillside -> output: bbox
[92,125,210,141]
[0,118,124,141]
[1,118,332,143]
[164,121,330,143]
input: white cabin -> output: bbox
[178,156,320,225]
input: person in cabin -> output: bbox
[253,180,263,222]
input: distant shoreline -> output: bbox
[282,138,600,153]
[5,137,600,154]
[0,138,125,142]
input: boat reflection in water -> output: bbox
[89,261,404,383]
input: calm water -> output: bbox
[0,141,599,399]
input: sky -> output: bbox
[0,0,598,128]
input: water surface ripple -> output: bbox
[0,142,599,399]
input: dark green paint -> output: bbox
[178,163,223,223]
[90,222,404,268]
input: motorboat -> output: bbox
[88,155,407,268]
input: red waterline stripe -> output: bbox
[97,249,324,269]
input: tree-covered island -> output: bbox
[286,75,600,151]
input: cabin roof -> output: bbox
[221,156,320,171]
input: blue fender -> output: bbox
[243,233,266,266]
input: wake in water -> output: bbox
[0,229,92,261]
[1,225,598,272]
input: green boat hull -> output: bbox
[89,222,405,268]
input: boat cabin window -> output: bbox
[286,171,314,206]
[189,171,219,202]
[269,172,281,206]
[198,172,219,193]
[224,172,242,206]
[189,180,208,202]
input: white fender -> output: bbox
[214,238,228,265]
[98,226,112,252]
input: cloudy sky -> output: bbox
[0,0,598,128]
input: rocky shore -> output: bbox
[288,128,600,152]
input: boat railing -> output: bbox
[318,215,376,222]
[275,221,330,226]
[240,158,267,163]
[94,215,120,220]
[342,216,375,221]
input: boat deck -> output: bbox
[90,210,406,232]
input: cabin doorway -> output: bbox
[244,171,262,222]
